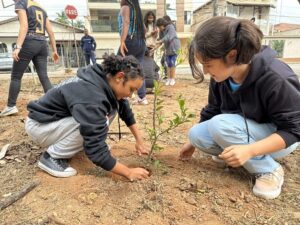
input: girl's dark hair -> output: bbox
[156,18,170,27]
[102,54,143,81]
[144,11,156,29]
[189,16,263,82]
[163,15,172,23]
[124,0,145,39]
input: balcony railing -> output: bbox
[89,0,120,2]
[88,0,156,3]
[91,20,119,32]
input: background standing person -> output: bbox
[144,11,158,57]
[156,17,180,86]
[158,15,173,81]
[0,0,59,117]
[180,16,300,200]
[25,54,149,181]
[118,0,148,105]
[80,28,97,66]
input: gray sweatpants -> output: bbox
[25,117,83,159]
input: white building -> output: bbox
[0,17,84,67]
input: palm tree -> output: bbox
[73,20,85,29]
[55,11,70,25]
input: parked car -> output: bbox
[0,52,13,71]
[0,52,34,72]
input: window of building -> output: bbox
[227,4,239,18]
[184,11,191,25]
[0,43,8,53]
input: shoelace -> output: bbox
[255,171,281,184]
[50,157,67,170]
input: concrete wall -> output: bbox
[176,0,185,32]
[156,0,166,18]
[283,39,300,58]
[272,29,300,58]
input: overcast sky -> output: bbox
[0,0,300,23]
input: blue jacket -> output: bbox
[81,35,96,53]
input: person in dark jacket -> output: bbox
[25,54,149,181]
[80,29,97,65]
[143,49,159,89]
[179,16,300,200]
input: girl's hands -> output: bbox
[12,48,21,62]
[120,41,128,57]
[52,52,60,63]
[219,145,254,167]
[179,143,195,161]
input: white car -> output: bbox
[0,52,13,71]
[0,52,34,72]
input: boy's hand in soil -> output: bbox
[219,145,254,167]
[179,143,195,161]
[127,167,149,181]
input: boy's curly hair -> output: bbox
[101,54,143,81]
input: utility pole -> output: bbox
[213,0,218,16]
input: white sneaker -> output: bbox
[133,97,148,105]
[253,165,284,199]
[0,106,18,117]
[169,79,176,86]
[165,79,171,86]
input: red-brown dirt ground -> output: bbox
[0,73,299,225]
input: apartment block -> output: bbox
[85,0,194,56]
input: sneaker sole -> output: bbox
[211,156,226,164]
[38,161,77,178]
[252,178,284,200]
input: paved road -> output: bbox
[176,63,300,78]
[1,63,300,79]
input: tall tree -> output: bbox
[55,11,70,25]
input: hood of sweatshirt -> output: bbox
[238,46,277,91]
[76,64,118,109]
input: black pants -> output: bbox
[160,52,167,78]
[84,51,96,65]
[8,39,52,107]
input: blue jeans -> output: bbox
[188,114,298,174]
